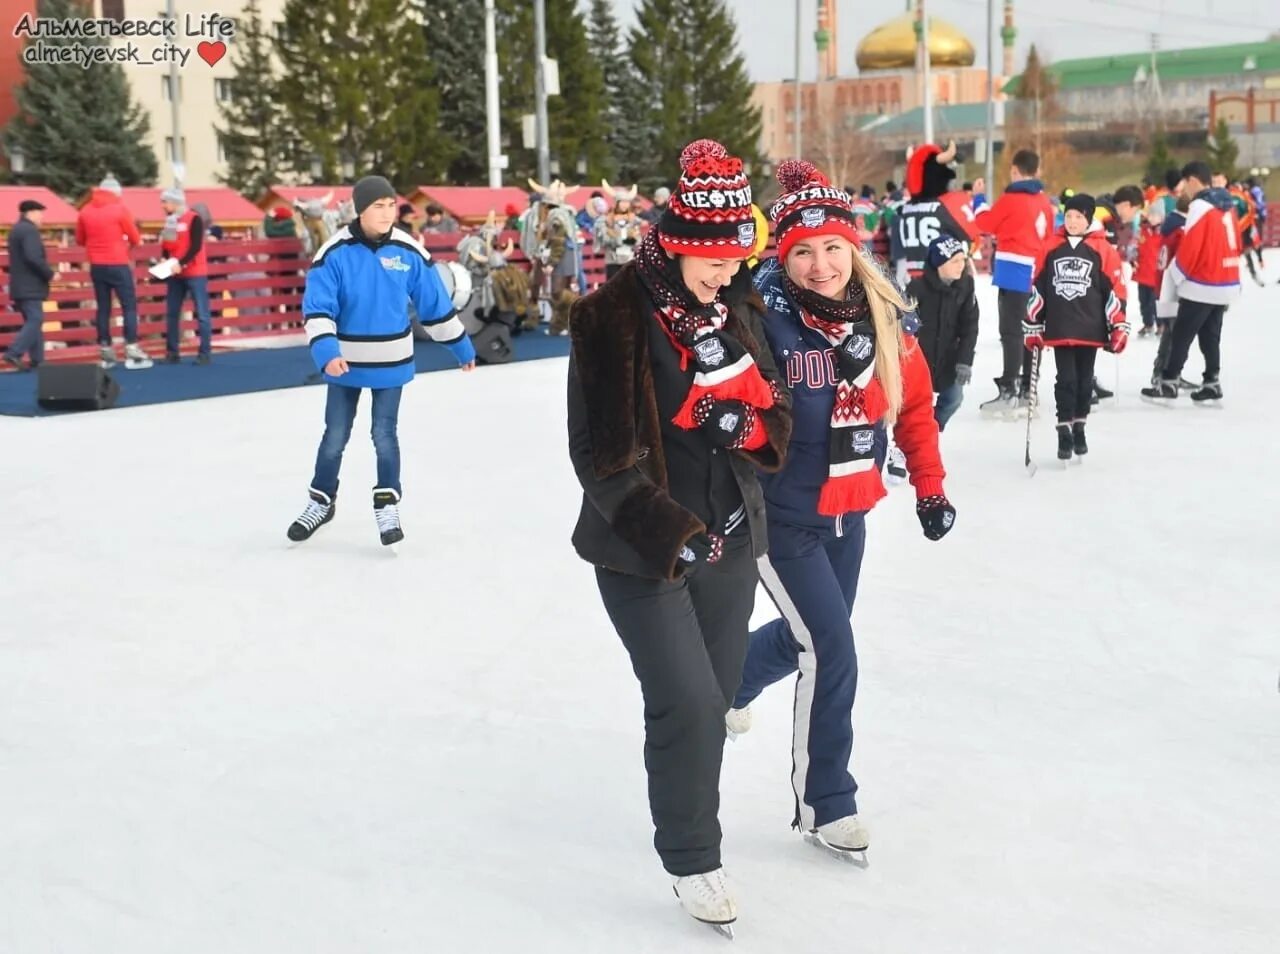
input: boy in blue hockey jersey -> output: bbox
[287,175,476,546]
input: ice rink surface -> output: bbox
[3,274,1278,953]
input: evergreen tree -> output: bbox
[1145,131,1175,186]
[1000,45,1077,193]
[276,0,447,189]
[216,0,289,197]
[627,0,761,182]
[3,0,157,195]
[419,0,487,183]
[1206,118,1240,180]
[493,0,607,185]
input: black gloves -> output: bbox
[678,532,724,567]
[835,320,877,382]
[916,495,956,541]
[696,398,752,448]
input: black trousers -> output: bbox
[1137,284,1157,328]
[1053,345,1099,423]
[595,531,756,876]
[1162,299,1224,383]
[998,289,1031,391]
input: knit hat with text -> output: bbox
[657,139,756,259]
[767,159,860,262]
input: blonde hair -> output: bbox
[784,238,911,423]
[850,247,910,424]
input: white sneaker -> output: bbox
[673,867,737,926]
[725,706,752,739]
[99,345,117,368]
[123,343,153,369]
[814,814,870,852]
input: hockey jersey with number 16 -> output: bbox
[303,222,476,390]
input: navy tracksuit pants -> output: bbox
[733,515,866,830]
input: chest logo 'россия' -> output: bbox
[694,335,727,368]
[1052,256,1093,301]
[379,254,411,273]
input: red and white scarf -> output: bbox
[786,276,890,516]
[635,229,775,428]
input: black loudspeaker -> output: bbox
[471,323,514,365]
[37,363,121,411]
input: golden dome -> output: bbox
[856,14,976,71]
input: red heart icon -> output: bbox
[197,41,226,67]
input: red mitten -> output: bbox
[1109,324,1130,354]
[1022,319,1044,351]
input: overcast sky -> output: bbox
[611,0,1280,83]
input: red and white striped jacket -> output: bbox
[1161,188,1241,307]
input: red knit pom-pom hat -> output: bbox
[767,159,860,262]
[658,139,757,259]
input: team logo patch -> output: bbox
[800,208,827,229]
[717,411,741,433]
[1051,256,1093,301]
[693,336,727,368]
[847,333,874,361]
[737,222,756,247]
[379,254,411,272]
[851,428,876,454]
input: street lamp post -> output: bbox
[8,143,24,185]
[341,152,355,184]
[310,154,323,183]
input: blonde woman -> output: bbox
[730,160,954,858]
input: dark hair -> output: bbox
[884,180,897,193]
[860,184,874,198]
[426,203,443,215]
[1011,149,1040,176]
[962,181,973,191]
[1113,185,1144,207]
[1164,168,1181,191]
[1181,161,1212,185]
[1176,194,1192,213]
[398,203,414,217]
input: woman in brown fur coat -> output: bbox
[566,140,792,933]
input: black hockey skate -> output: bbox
[1140,379,1179,404]
[1190,379,1223,406]
[1056,424,1073,461]
[288,488,335,542]
[373,488,404,546]
[1091,377,1113,404]
[1071,421,1088,456]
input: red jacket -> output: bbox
[161,209,208,278]
[1135,222,1161,288]
[1162,189,1241,307]
[973,179,1056,292]
[75,189,141,266]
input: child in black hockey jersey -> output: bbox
[1023,194,1129,461]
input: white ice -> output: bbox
[2,272,1278,954]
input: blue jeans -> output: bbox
[734,516,867,829]
[309,384,403,498]
[5,299,45,365]
[90,264,138,345]
[164,275,212,357]
[934,382,965,431]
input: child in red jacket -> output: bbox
[1025,194,1129,461]
[1134,205,1163,337]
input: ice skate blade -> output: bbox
[1025,461,1038,478]
[1139,394,1177,408]
[804,832,870,868]
[1191,400,1223,410]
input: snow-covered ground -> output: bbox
[3,273,1278,954]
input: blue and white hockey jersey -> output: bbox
[302,222,476,389]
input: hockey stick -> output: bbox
[1025,346,1042,476]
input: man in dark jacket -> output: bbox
[3,199,54,371]
[905,235,980,430]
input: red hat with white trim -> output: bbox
[767,158,860,262]
[657,139,757,259]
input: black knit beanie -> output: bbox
[352,175,396,215]
[1064,192,1097,222]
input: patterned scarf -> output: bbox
[635,229,775,429]
[786,276,891,516]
